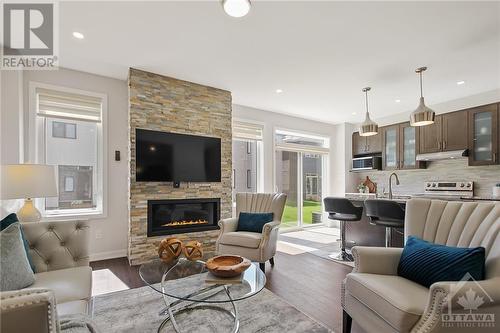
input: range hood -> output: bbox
[416,149,469,161]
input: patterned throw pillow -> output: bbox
[0,223,35,291]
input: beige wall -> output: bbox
[1,68,129,260]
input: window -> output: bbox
[274,129,329,229]
[52,121,76,139]
[30,83,106,218]
[232,121,263,204]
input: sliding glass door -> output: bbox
[274,129,328,230]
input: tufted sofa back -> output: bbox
[21,220,90,273]
[405,199,500,278]
[236,192,287,222]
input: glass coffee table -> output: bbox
[139,258,266,333]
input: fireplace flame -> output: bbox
[161,219,209,227]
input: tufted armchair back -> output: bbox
[235,192,287,222]
[405,199,500,279]
[21,220,90,273]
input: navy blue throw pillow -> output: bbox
[398,236,485,288]
[237,212,274,233]
[0,213,35,272]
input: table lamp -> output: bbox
[1,164,58,222]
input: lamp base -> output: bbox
[17,198,42,223]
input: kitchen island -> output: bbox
[342,194,405,249]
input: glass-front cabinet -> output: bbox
[399,122,419,169]
[382,122,423,170]
[383,125,398,170]
[468,104,499,166]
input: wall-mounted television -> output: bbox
[136,129,221,182]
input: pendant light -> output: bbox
[410,67,435,126]
[359,87,378,136]
[222,0,251,18]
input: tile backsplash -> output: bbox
[352,158,500,197]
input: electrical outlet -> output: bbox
[95,230,103,239]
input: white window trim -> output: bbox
[232,118,265,193]
[272,126,330,231]
[28,81,108,220]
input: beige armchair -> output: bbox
[1,220,92,333]
[343,199,500,333]
[216,192,287,272]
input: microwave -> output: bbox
[352,156,382,171]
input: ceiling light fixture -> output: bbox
[410,66,435,127]
[72,31,84,39]
[395,99,401,103]
[359,87,378,137]
[275,89,283,94]
[351,112,357,115]
[457,81,465,85]
[222,0,251,18]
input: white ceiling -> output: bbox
[59,1,500,124]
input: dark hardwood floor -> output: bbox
[90,252,364,333]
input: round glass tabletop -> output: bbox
[139,258,266,303]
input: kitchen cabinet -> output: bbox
[419,115,442,154]
[383,123,424,170]
[352,131,382,156]
[419,111,468,153]
[468,104,499,166]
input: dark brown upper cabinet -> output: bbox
[468,104,499,166]
[419,111,468,153]
[442,111,469,151]
[382,123,425,170]
[419,115,443,153]
[352,131,382,156]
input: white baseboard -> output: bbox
[90,249,127,262]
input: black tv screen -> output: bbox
[136,129,221,182]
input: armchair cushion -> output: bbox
[218,231,262,249]
[398,236,485,288]
[1,223,35,291]
[236,212,273,233]
[345,273,428,332]
[27,266,92,306]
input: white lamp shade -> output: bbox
[1,164,58,200]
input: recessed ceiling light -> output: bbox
[222,0,251,18]
[395,99,401,103]
[351,112,357,115]
[456,81,465,85]
[275,89,283,94]
[72,31,84,39]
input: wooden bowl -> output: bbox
[205,255,251,278]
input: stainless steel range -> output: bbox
[413,181,474,200]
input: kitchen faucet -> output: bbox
[388,172,400,199]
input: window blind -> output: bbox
[37,88,102,122]
[233,121,263,141]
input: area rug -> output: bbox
[92,283,332,333]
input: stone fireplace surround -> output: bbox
[128,68,232,265]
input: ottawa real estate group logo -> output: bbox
[441,273,496,329]
[1,2,59,70]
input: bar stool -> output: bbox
[364,199,405,247]
[323,197,363,262]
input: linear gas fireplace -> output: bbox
[147,198,220,237]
